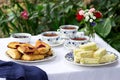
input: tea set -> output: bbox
[40,25,89,49]
[10,25,89,49]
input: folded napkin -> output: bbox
[0,60,48,80]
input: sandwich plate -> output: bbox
[65,51,118,67]
[6,51,56,63]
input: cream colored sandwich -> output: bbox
[80,58,100,64]
[75,51,94,58]
[79,42,98,51]
[93,48,107,58]
[73,48,85,55]
[74,56,80,63]
[100,53,116,63]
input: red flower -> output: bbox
[94,11,102,18]
[21,10,29,20]
[76,13,84,21]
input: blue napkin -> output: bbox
[0,60,48,80]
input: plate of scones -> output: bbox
[65,42,118,66]
[6,40,56,62]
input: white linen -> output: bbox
[0,34,120,80]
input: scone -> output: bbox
[35,40,51,54]
[7,42,22,49]
[46,49,53,56]
[17,43,36,54]
[21,54,45,61]
[6,49,22,59]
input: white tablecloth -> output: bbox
[0,34,120,80]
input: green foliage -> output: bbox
[95,18,112,38]
[91,0,120,52]
[0,0,83,37]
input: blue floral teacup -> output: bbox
[67,34,89,48]
[58,25,79,39]
[40,31,61,44]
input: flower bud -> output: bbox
[21,10,29,20]
[94,11,102,18]
[89,8,95,12]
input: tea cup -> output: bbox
[10,33,31,43]
[40,31,61,44]
[58,25,79,39]
[66,33,89,48]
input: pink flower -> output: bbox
[76,13,84,21]
[78,10,84,15]
[89,8,95,12]
[94,11,102,18]
[21,10,29,20]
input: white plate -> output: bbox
[6,51,56,63]
[65,51,118,66]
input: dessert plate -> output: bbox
[6,51,56,63]
[65,51,118,66]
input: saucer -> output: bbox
[49,39,65,47]
[64,40,89,50]
[40,38,65,47]
[64,41,79,50]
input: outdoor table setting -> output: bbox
[0,25,120,80]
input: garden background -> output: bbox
[0,0,120,52]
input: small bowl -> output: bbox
[11,33,31,43]
[40,31,61,44]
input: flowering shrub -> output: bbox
[76,8,102,37]
[0,0,47,37]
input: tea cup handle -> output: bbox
[57,29,60,32]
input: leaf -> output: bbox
[95,18,112,38]
[64,5,73,13]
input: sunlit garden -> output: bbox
[0,0,120,52]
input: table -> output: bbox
[0,34,120,80]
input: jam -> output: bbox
[37,44,46,48]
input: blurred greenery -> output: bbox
[0,0,120,52]
[90,0,120,52]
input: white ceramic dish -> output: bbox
[11,33,31,43]
[65,51,118,67]
[6,51,56,63]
